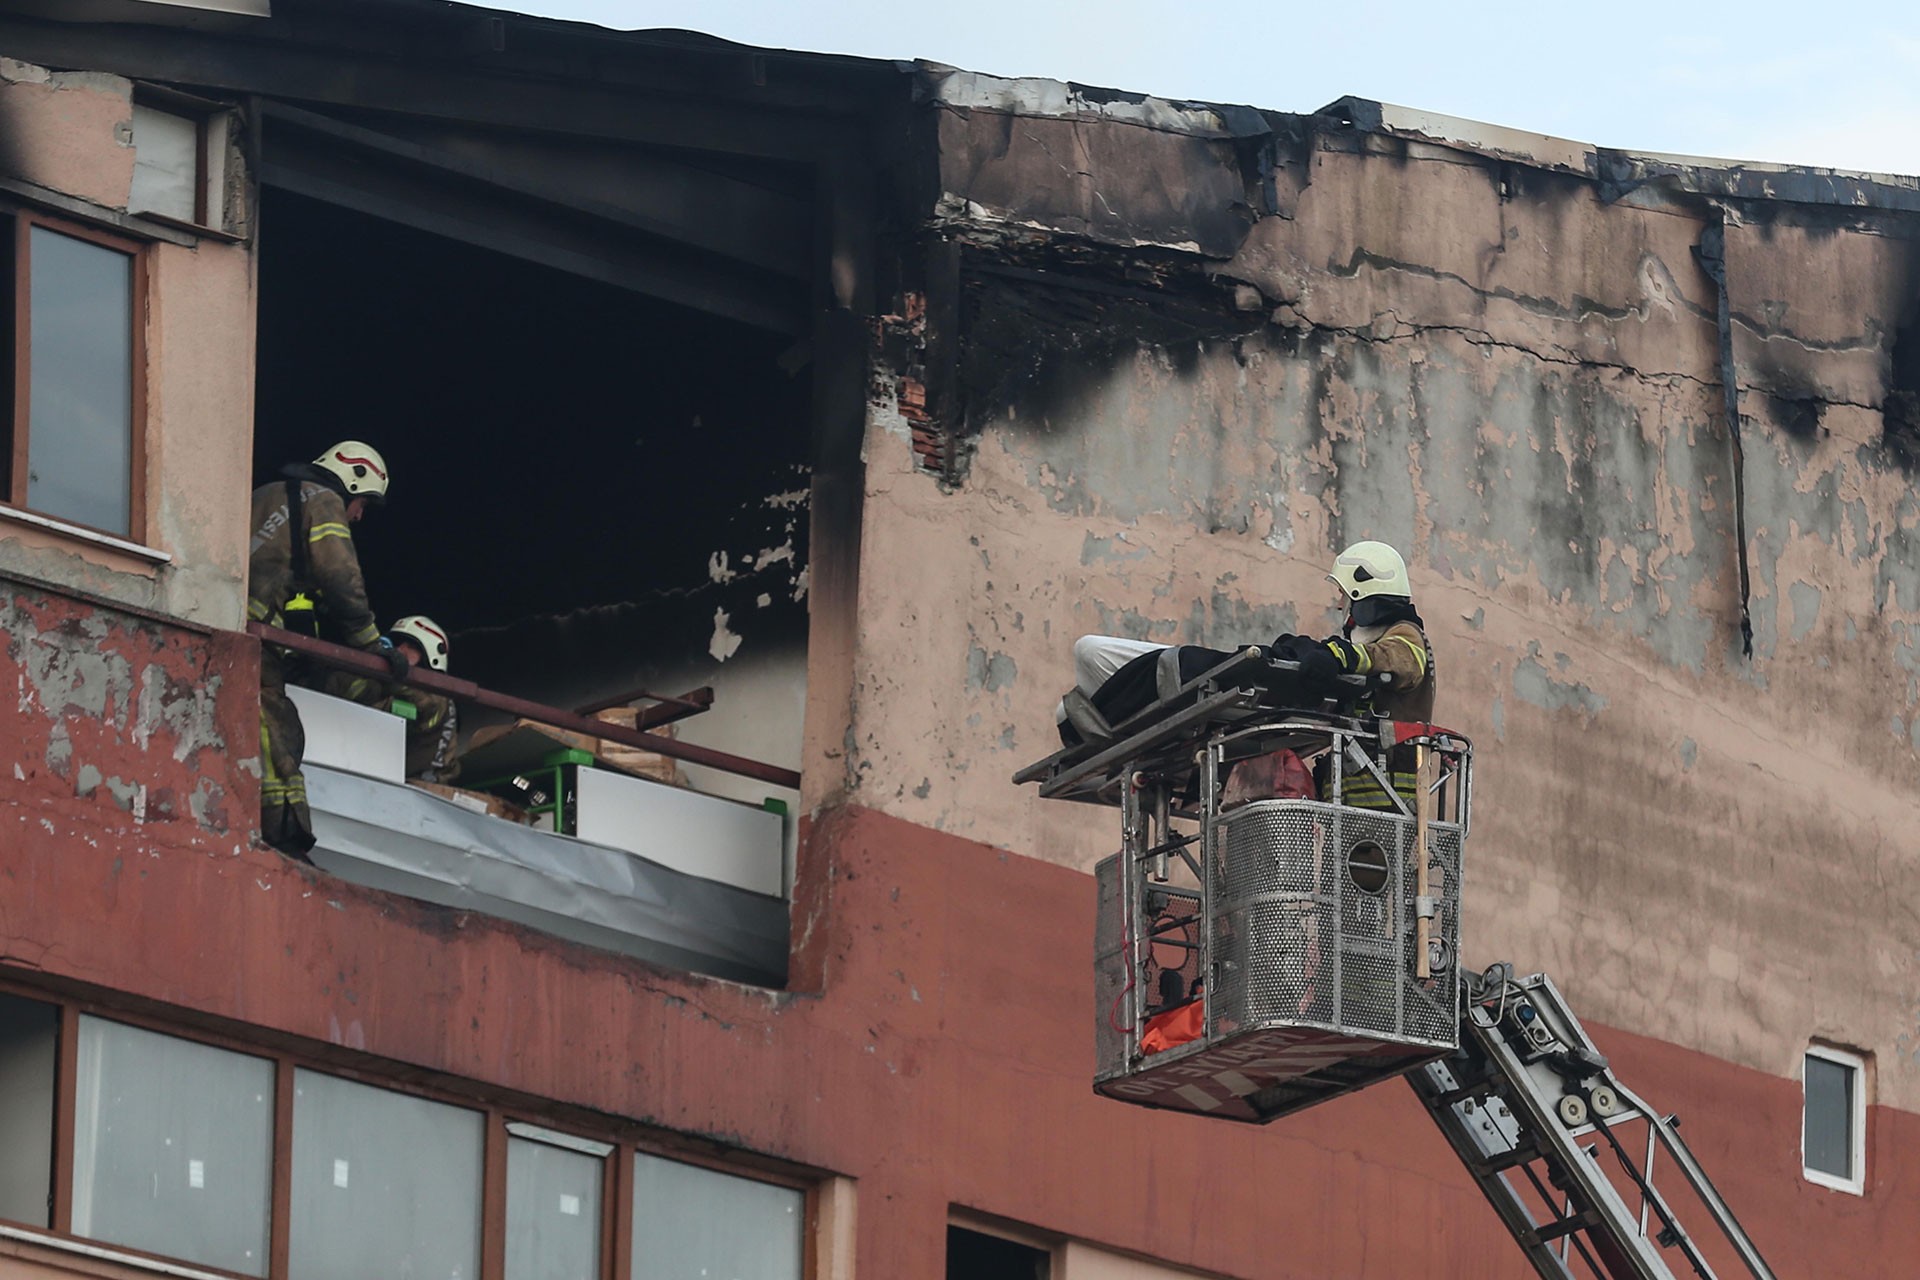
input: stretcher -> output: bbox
[1016,645,1474,1122]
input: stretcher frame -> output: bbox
[1016,647,1475,1122]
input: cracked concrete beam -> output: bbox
[935,108,1254,257]
[1221,146,1726,387]
[1723,218,1914,414]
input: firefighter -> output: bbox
[247,441,406,858]
[1278,539,1435,808]
[321,614,461,784]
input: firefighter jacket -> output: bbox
[1340,614,1436,812]
[1351,619,1435,724]
[247,474,381,649]
[319,669,460,784]
[402,690,461,783]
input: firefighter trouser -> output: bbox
[1323,743,1419,812]
[259,647,315,857]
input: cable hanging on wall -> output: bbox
[1692,209,1756,660]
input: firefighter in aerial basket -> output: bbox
[1272,539,1437,809]
[246,441,409,858]
[1053,540,1436,764]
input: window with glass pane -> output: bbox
[71,1016,274,1276]
[0,994,57,1228]
[1803,1049,1859,1187]
[22,223,136,535]
[290,1069,483,1280]
[631,1152,802,1280]
[507,1127,606,1280]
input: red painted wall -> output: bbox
[0,594,1912,1276]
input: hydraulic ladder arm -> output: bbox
[1407,966,1778,1280]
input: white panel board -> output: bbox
[303,767,786,985]
[574,769,783,897]
[286,686,405,784]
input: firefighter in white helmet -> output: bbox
[1275,539,1435,808]
[322,614,462,785]
[247,440,403,857]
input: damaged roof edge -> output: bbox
[919,65,1265,139]
[1320,96,1920,211]
[923,68,1920,214]
[1322,95,1920,213]
[64,0,1920,213]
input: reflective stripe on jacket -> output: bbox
[247,480,380,649]
[1352,619,1436,723]
[1341,769,1418,812]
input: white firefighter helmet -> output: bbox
[313,441,390,501]
[389,615,449,672]
[1327,540,1411,602]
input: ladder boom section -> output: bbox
[1408,967,1777,1280]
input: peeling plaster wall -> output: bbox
[0,583,260,868]
[0,58,254,630]
[847,107,1920,1112]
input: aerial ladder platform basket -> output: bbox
[1015,646,1473,1123]
[1018,644,1778,1279]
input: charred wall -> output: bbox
[253,188,814,723]
[849,85,1920,1112]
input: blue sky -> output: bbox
[506,1,1920,176]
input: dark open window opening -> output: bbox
[253,187,813,800]
[0,992,56,1229]
[947,1224,1052,1280]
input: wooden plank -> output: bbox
[1414,745,1438,980]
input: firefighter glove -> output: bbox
[1323,636,1369,674]
[374,636,411,682]
[1275,634,1340,682]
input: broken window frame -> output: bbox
[0,977,820,1280]
[127,86,239,235]
[3,207,150,545]
[130,99,207,227]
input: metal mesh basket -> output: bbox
[1212,800,1458,1049]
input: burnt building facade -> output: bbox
[0,1,1913,1277]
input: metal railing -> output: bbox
[247,621,802,790]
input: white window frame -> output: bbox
[1801,1043,1868,1194]
[127,87,236,235]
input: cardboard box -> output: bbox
[592,708,687,787]
[409,779,532,824]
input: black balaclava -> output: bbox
[1345,594,1424,634]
